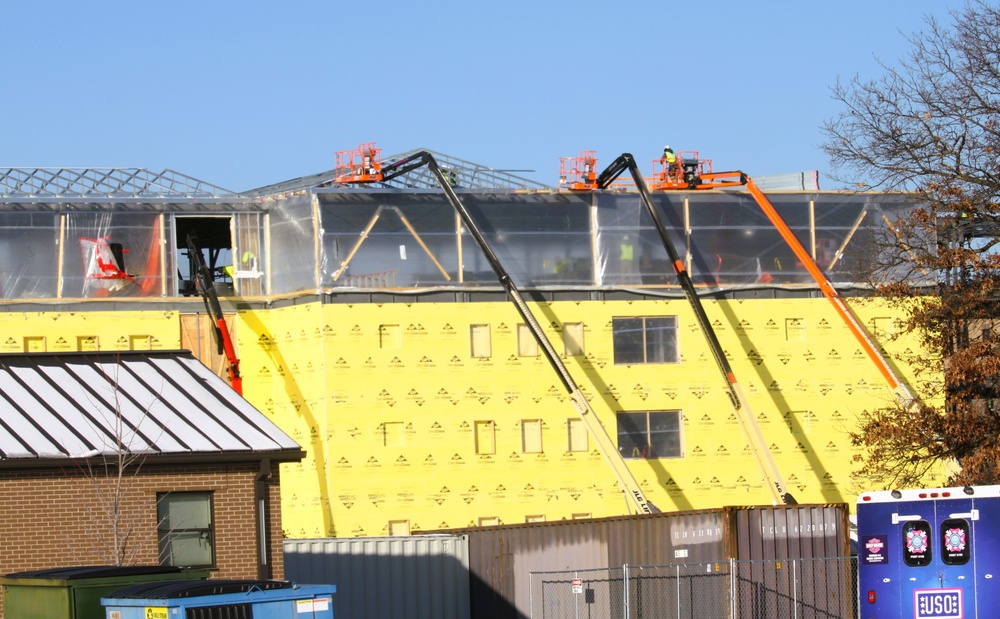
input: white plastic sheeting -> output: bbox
[0,189,923,300]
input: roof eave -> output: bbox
[0,448,306,471]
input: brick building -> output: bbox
[0,350,304,616]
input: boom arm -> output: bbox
[598,154,795,505]
[187,234,243,395]
[742,178,917,410]
[381,151,657,515]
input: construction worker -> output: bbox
[620,235,635,276]
[662,146,678,178]
[240,250,257,272]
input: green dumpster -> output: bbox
[0,566,209,619]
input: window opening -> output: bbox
[785,317,805,342]
[470,324,491,358]
[175,216,233,297]
[388,520,411,536]
[517,324,539,357]
[475,420,496,454]
[383,421,405,447]
[563,322,585,356]
[380,324,402,349]
[941,518,971,565]
[617,411,683,459]
[902,520,932,567]
[567,418,589,452]
[158,491,215,567]
[521,419,543,453]
[612,317,678,364]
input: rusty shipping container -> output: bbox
[442,503,849,619]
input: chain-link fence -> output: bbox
[529,557,857,619]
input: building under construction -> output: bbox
[0,146,940,538]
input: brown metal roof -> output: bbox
[0,350,302,463]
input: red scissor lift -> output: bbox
[335,142,383,184]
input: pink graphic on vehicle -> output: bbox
[944,528,966,553]
[866,537,884,553]
[907,527,929,554]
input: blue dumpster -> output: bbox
[101,579,335,618]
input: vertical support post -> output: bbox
[574,571,580,619]
[158,213,167,297]
[809,200,817,261]
[255,468,272,579]
[590,194,601,286]
[684,197,692,275]
[730,558,737,619]
[57,214,66,298]
[676,564,681,619]
[528,571,534,619]
[455,210,464,284]
[623,564,630,619]
[264,212,272,295]
[793,559,799,619]
[312,195,322,290]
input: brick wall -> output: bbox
[0,459,286,618]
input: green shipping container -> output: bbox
[0,566,209,619]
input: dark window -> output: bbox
[941,518,971,565]
[617,411,682,459]
[158,492,215,567]
[612,317,678,364]
[902,520,932,567]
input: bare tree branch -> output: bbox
[824,1,1000,487]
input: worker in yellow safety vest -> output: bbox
[620,235,635,276]
[222,250,257,281]
[662,145,678,177]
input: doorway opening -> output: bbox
[175,216,233,296]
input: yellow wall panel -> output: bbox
[1,295,944,538]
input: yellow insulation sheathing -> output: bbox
[0,297,945,538]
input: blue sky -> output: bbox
[2,1,968,192]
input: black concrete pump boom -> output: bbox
[597,153,795,505]
[379,150,659,515]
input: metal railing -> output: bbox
[529,557,857,619]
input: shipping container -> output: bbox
[283,505,848,619]
[446,503,849,619]
[283,534,471,619]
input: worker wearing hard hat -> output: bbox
[662,146,678,178]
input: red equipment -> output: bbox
[187,234,242,395]
[558,151,599,191]
[335,142,383,184]
[80,237,134,295]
